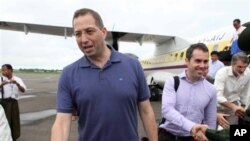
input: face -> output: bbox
[73,14,107,58]
[1,66,12,77]
[233,21,240,30]
[211,54,219,62]
[232,60,248,76]
[185,49,209,79]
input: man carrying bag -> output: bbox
[0,64,27,141]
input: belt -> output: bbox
[158,128,194,141]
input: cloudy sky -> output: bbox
[0,0,249,69]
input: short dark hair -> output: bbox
[210,51,219,56]
[186,43,208,60]
[72,8,104,29]
[233,19,241,23]
[2,64,13,71]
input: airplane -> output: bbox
[1,20,250,101]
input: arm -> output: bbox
[15,81,25,93]
[203,89,217,129]
[217,113,230,129]
[51,113,72,141]
[239,72,250,106]
[138,100,158,141]
[162,77,196,132]
[214,69,227,105]
[0,81,8,88]
[10,78,26,93]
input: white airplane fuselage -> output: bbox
[140,26,235,91]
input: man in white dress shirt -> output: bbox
[231,19,246,55]
[0,64,26,141]
[214,52,250,125]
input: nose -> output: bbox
[199,62,206,68]
[80,34,88,44]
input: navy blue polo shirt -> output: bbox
[57,47,150,141]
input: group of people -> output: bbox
[50,8,250,141]
[1,8,249,141]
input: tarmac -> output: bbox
[14,72,162,141]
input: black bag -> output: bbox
[219,47,232,62]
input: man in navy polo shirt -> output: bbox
[51,8,158,141]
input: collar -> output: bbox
[79,45,122,68]
[179,70,204,83]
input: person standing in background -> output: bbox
[0,64,26,141]
[214,52,250,125]
[231,19,246,55]
[208,51,224,80]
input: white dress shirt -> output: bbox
[233,26,246,41]
[214,66,250,106]
[0,76,26,99]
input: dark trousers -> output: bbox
[0,98,20,141]
[158,128,194,141]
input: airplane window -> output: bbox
[180,52,184,60]
[175,53,178,61]
[212,44,219,51]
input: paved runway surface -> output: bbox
[15,72,162,141]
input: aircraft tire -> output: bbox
[149,85,160,101]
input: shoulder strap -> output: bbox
[173,76,180,92]
[1,77,4,99]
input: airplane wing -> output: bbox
[0,21,175,50]
[0,21,74,38]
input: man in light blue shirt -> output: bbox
[159,43,217,141]
[208,51,224,79]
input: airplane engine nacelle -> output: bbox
[238,26,250,52]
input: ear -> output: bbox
[101,27,108,39]
[185,58,189,66]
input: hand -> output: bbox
[10,79,17,84]
[233,105,245,118]
[194,130,208,141]
[191,124,208,136]
[1,80,9,86]
[217,113,230,129]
